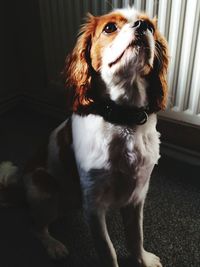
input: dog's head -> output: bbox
[64,7,169,113]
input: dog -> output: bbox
[0,6,169,267]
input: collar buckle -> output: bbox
[136,110,148,125]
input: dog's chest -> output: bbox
[72,113,160,206]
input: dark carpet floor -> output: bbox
[0,107,199,267]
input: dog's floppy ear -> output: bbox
[63,14,97,112]
[148,28,169,112]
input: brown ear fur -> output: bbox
[148,30,169,112]
[63,14,97,112]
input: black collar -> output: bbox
[77,96,150,127]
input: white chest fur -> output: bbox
[72,114,111,172]
[72,113,160,172]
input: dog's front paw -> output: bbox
[43,237,69,260]
[137,250,162,267]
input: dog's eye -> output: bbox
[103,23,117,34]
[147,24,154,34]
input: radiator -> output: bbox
[39,0,200,126]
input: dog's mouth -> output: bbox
[108,49,127,68]
[108,37,150,68]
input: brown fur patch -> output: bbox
[24,141,48,173]
[138,14,169,111]
[32,168,59,196]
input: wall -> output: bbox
[1,1,22,111]
[1,0,61,114]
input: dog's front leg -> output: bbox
[121,202,162,267]
[78,168,119,267]
[86,208,119,267]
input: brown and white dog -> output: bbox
[0,6,169,267]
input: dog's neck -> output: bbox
[77,94,149,126]
[76,75,150,126]
[106,76,148,109]
[88,50,149,109]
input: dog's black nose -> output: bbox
[133,20,148,33]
